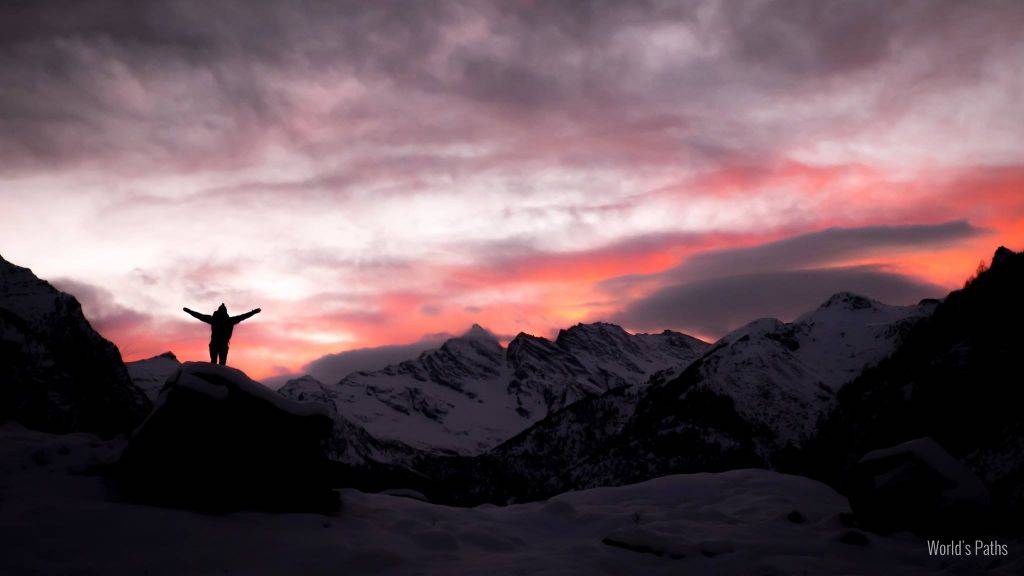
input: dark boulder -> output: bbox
[849,437,991,536]
[116,362,337,511]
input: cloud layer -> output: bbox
[609,221,980,335]
[2,1,1022,377]
[303,332,451,385]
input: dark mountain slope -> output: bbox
[810,246,1024,520]
[0,255,150,436]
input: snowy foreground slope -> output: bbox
[4,424,1013,576]
[281,323,708,455]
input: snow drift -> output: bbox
[5,421,986,576]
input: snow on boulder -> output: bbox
[116,362,337,511]
[849,437,991,535]
[0,255,151,436]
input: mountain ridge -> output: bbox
[280,322,710,455]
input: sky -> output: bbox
[1,0,1022,382]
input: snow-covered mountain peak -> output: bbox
[794,292,936,349]
[441,327,502,354]
[425,330,505,382]
[651,294,937,453]
[125,352,182,401]
[403,324,504,380]
[554,321,627,347]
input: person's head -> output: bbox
[214,303,228,317]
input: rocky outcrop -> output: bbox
[0,255,150,436]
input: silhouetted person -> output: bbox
[183,304,261,365]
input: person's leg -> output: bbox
[209,343,217,363]
[219,345,229,365]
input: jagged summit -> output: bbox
[555,321,627,343]
[287,374,322,386]
[429,324,503,367]
[460,323,498,341]
[992,245,1016,267]
[559,321,623,332]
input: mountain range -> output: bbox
[416,290,936,504]
[278,322,709,455]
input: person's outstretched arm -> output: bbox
[183,307,213,323]
[231,308,261,325]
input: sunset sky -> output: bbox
[2,1,1022,382]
